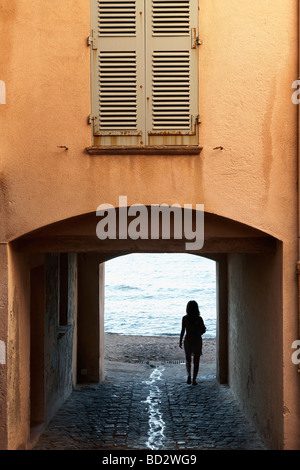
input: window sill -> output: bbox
[86,146,202,156]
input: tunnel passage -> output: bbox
[13,209,281,448]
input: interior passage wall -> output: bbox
[77,254,101,384]
[0,245,8,449]
[228,247,283,449]
[44,254,77,426]
[7,248,30,449]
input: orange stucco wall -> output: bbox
[0,0,299,449]
[0,0,298,241]
[198,0,298,240]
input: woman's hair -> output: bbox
[186,300,200,321]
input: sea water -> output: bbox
[104,253,216,338]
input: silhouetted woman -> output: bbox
[179,300,206,385]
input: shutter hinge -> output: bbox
[194,114,201,125]
[191,28,203,48]
[88,114,97,125]
[87,29,98,50]
[191,115,201,130]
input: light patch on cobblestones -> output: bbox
[143,366,166,450]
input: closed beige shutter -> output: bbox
[91,0,199,147]
[91,0,145,146]
[146,0,199,145]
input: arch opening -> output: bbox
[103,253,217,370]
[9,208,282,449]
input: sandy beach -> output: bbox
[105,333,216,366]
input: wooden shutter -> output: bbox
[91,0,199,147]
[91,0,145,146]
[146,0,199,145]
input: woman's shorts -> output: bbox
[184,339,202,356]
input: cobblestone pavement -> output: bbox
[33,361,266,451]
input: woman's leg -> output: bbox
[193,355,200,385]
[185,354,192,383]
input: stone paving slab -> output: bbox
[33,361,266,451]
